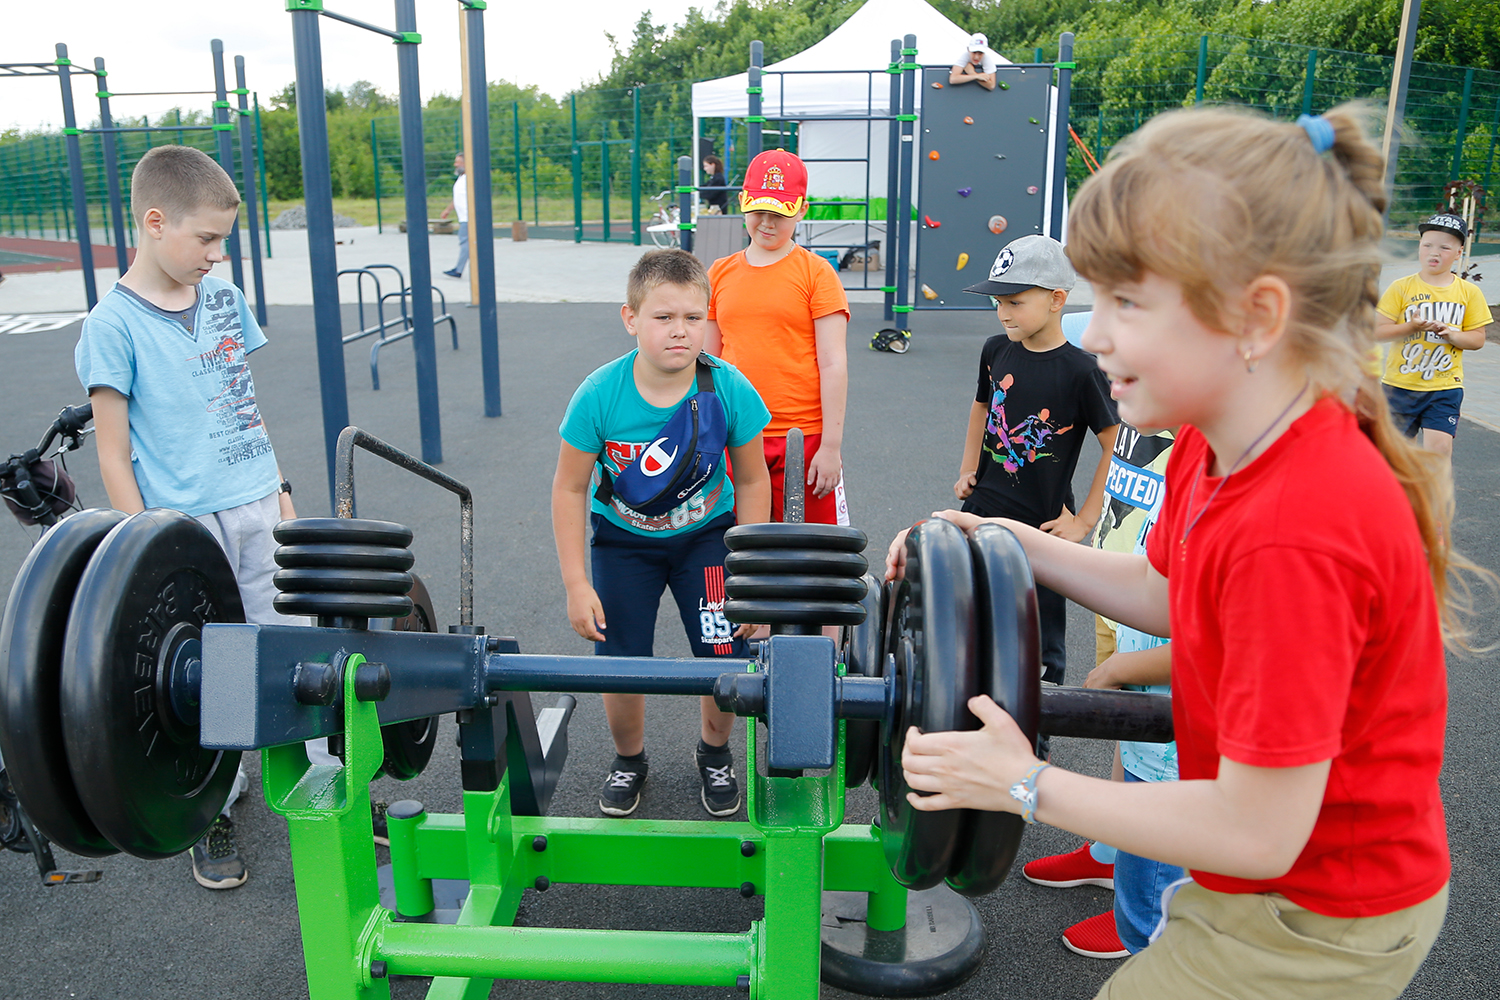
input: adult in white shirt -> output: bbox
[950,32,997,91]
[439,153,468,278]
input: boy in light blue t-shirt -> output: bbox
[74,146,296,893]
[552,249,771,819]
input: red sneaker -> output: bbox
[1022,842,1115,889]
[1062,911,1130,959]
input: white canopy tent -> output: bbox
[689,0,1053,208]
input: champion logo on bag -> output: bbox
[640,438,678,476]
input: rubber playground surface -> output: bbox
[0,235,134,273]
[0,302,1496,999]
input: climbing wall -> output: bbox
[913,64,1053,310]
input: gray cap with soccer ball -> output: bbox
[963,234,1077,297]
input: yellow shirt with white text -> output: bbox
[1378,274,1492,392]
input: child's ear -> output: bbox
[620,303,639,338]
[141,207,166,239]
[1051,288,1068,312]
[1239,274,1292,357]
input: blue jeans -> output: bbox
[451,221,469,274]
[1103,770,1187,953]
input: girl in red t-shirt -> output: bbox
[893,104,1481,998]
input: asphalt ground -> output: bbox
[0,303,1496,1000]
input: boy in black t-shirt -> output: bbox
[954,235,1118,684]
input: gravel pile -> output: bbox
[270,205,360,230]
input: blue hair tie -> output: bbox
[1297,114,1335,154]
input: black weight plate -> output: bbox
[379,573,440,781]
[273,566,414,595]
[723,598,867,627]
[274,543,415,571]
[273,591,414,619]
[272,517,414,548]
[947,523,1041,897]
[842,573,886,788]
[725,523,868,553]
[60,510,245,859]
[879,518,979,891]
[724,548,868,578]
[0,508,127,857]
[724,574,869,602]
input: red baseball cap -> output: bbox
[738,149,808,217]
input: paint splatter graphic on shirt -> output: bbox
[983,372,1074,473]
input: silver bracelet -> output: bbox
[1008,762,1051,825]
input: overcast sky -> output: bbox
[4,1,705,132]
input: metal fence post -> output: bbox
[632,86,642,246]
[1452,67,1475,180]
[464,0,502,419]
[394,0,443,464]
[1482,93,1500,194]
[211,39,247,296]
[677,155,693,254]
[254,94,272,256]
[571,93,582,242]
[883,38,900,325]
[1049,32,1074,240]
[289,6,350,505]
[93,57,129,275]
[601,140,611,242]
[513,101,523,224]
[1301,48,1318,117]
[894,34,916,335]
[56,44,99,310]
[748,40,764,160]
[1195,35,1208,105]
[373,119,383,232]
[530,120,538,225]
[236,55,268,328]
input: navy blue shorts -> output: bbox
[1385,385,1462,438]
[589,512,749,660]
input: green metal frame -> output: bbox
[262,652,909,999]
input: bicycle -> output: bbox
[646,190,682,248]
[0,402,105,884]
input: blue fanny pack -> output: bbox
[595,358,729,517]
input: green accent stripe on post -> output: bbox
[746,86,763,94]
[1054,61,1076,69]
[896,114,918,122]
[54,58,73,67]
[459,0,487,7]
[96,91,112,99]
[233,87,249,96]
[901,47,918,56]
[212,123,235,131]
[396,31,420,43]
[674,185,696,193]
[745,116,767,123]
[678,223,696,230]
[880,286,897,293]
[893,305,913,313]
[284,0,323,9]
[214,101,232,109]
[887,63,901,74]
[62,127,80,136]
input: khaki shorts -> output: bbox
[1097,880,1448,1000]
[1095,613,1116,666]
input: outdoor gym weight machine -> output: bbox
[0,426,1172,998]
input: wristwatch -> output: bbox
[279,479,293,495]
[1009,763,1051,825]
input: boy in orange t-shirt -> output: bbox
[705,150,852,524]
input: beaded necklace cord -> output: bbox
[1180,382,1310,549]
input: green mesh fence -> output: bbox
[0,109,258,248]
[10,36,1500,246]
[1008,33,1500,234]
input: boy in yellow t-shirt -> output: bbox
[1376,213,1491,463]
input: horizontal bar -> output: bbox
[106,90,217,97]
[488,654,747,697]
[320,7,404,40]
[509,815,765,889]
[375,923,752,986]
[1039,687,1174,743]
[74,125,220,134]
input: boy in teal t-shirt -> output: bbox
[552,249,771,818]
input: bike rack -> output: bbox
[337,264,461,391]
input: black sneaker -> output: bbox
[190,815,247,889]
[696,744,741,817]
[599,756,648,816]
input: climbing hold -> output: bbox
[928,150,940,161]
[988,215,1008,235]
[999,81,1010,90]
[963,116,973,125]
[1027,186,1039,195]
[957,187,972,197]
[993,154,1006,160]
[932,82,943,89]
[1029,117,1039,125]
[921,284,938,300]
[956,253,969,270]
[923,215,941,228]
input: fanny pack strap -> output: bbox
[594,358,717,508]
